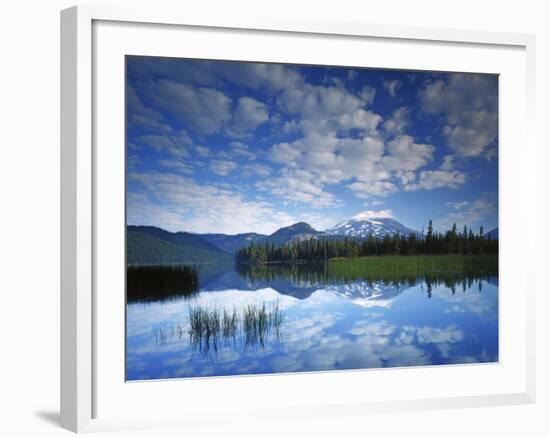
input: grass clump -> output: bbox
[187,301,284,354]
[127,264,199,302]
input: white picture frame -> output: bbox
[60,4,537,433]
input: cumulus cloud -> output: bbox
[336,109,382,132]
[128,59,496,229]
[268,130,436,202]
[359,86,377,104]
[230,142,256,160]
[262,75,442,204]
[146,79,232,135]
[221,62,304,93]
[347,70,358,81]
[257,168,341,208]
[348,181,398,198]
[194,145,211,157]
[383,79,402,98]
[127,84,172,133]
[137,130,191,158]
[419,73,498,157]
[157,159,194,174]
[241,163,272,177]
[230,97,270,135]
[209,160,238,176]
[269,142,303,164]
[383,135,435,171]
[435,199,496,231]
[127,172,299,234]
[382,107,410,136]
[352,210,394,220]
[404,169,466,191]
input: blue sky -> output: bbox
[126,56,498,235]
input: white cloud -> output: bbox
[410,326,463,344]
[241,163,273,177]
[440,154,455,171]
[351,210,394,220]
[157,159,194,174]
[221,62,304,93]
[359,86,377,104]
[269,130,437,202]
[127,172,299,234]
[383,135,435,171]
[382,107,410,135]
[363,199,384,207]
[282,119,300,134]
[230,97,270,135]
[336,109,382,132]
[277,81,378,135]
[419,74,498,157]
[347,70,358,81]
[229,141,256,161]
[146,79,232,135]
[127,84,172,134]
[194,145,211,157]
[256,168,341,208]
[383,79,402,98]
[397,170,416,185]
[435,199,496,231]
[138,131,191,158]
[446,201,470,210]
[264,75,442,203]
[209,160,238,176]
[348,181,398,198]
[269,142,302,164]
[404,169,466,191]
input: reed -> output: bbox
[127,264,199,302]
[187,301,284,354]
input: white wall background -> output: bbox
[0,1,546,437]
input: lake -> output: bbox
[126,259,498,380]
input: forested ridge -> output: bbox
[236,221,498,264]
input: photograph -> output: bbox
[125,56,499,381]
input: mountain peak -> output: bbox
[284,222,317,232]
[325,214,419,239]
[266,222,320,245]
[351,210,394,221]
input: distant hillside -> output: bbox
[483,228,499,240]
[200,232,267,254]
[127,226,231,265]
[200,223,323,253]
[264,222,322,246]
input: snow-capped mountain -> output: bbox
[324,280,407,308]
[325,212,420,239]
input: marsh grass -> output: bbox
[328,254,497,283]
[127,265,199,303]
[185,301,284,355]
[235,255,497,300]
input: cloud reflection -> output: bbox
[126,277,498,380]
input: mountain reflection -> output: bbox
[127,262,495,303]
[233,263,492,301]
[126,262,498,379]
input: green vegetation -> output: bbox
[236,254,497,298]
[236,220,498,264]
[127,265,199,302]
[187,302,284,354]
[127,228,232,265]
[328,254,498,281]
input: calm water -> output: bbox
[126,264,498,380]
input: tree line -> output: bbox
[235,221,498,264]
